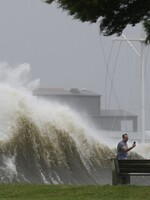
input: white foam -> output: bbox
[0,62,148,160]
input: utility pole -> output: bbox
[141,40,145,143]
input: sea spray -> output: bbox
[0,63,147,184]
[0,63,120,183]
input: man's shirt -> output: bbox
[117,140,128,160]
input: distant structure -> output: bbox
[33,87,138,132]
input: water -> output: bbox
[0,63,149,185]
[0,63,115,184]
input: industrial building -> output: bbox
[33,87,138,132]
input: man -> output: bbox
[117,133,136,160]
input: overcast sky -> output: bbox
[0,0,150,130]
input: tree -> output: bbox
[44,0,150,43]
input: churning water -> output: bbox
[0,63,148,185]
[0,63,115,184]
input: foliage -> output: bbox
[44,0,150,44]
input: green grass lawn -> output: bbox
[0,184,150,200]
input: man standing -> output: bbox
[117,133,136,160]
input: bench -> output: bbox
[111,159,150,185]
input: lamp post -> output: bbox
[113,36,146,143]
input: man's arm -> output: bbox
[122,143,136,152]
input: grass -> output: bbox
[0,184,150,200]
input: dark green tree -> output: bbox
[44,0,150,43]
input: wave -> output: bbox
[0,63,144,184]
[0,111,115,184]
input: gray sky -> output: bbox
[0,0,150,130]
